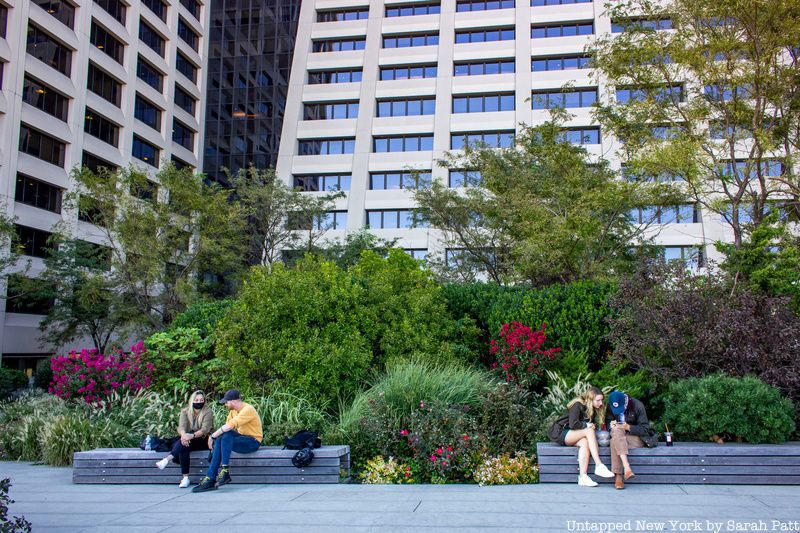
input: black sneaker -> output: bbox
[216,467,232,487]
[192,476,217,493]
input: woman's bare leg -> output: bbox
[565,428,604,467]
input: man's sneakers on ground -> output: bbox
[594,464,615,478]
[179,477,191,488]
[216,467,232,487]
[578,474,598,487]
[192,476,217,492]
[155,457,170,470]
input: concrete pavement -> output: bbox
[2,461,799,533]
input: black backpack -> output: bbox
[283,430,321,450]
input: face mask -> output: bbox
[193,402,205,410]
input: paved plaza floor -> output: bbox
[2,461,799,533]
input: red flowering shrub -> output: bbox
[49,342,153,404]
[490,322,561,391]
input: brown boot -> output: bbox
[615,474,625,490]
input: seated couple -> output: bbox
[548,388,651,489]
[154,389,262,492]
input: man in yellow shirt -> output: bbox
[193,389,263,492]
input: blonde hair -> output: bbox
[186,389,208,430]
[567,386,605,425]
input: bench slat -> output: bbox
[73,457,343,468]
[536,442,800,456]
[73,465,341,476]
[539,473,800,485]
[74,447,349,460]
[541,464,800,475]
[538,455,800,466]
[73,474,342,484]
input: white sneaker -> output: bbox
[178,477,191,488]
[578,475,598,487]
[594,464,615,478]
[155,457,170,470]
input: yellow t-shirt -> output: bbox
[226,402,263,442]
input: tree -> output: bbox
[66,163,247,333]
[319,229,399,269]
[230,166,344,270]
[590,0,800,248]
[414,118,682,286]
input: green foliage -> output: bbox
[33,358,53,390]
[144,327,221,393]
[0,477,32,533]
[0,368,28,399]
[548,349,590,385]
[319,229,399,269]
[169,299,233,337]
[0,392,68,461]
[662,374,795,444]
[593,359,657,401]
[473,384,543,456]
[216,252,479,405]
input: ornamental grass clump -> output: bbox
[474,452,539,486]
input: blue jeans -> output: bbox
[206,430,260,479]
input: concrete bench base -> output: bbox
[73,445,350,484]
[537,442,800,485]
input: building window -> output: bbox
[373,134,434,152]
[132,135,159,167]
[142,0,167,21]
[15,225,54,258]
[171,156,193,171]
[455,27,514,43]
[451,131,514,149]
[27,24,72,76]
[704,84,752,102]
[660,246,705,268]
[630,205,697,224]
[367,209,427,229]
[385,2,440,17]
[449,169,482,187]
[134,94,162,130]
[720,160,783,179]
[317,8,369,21]
[531,88,597,109]
[617,85,684,104]
[559,127,601,145]
[303,101,359,120]
[139,19,165,57]
[454,58,514,76]
[22,76,69,122]
[0,62,4,89]
[405,249,428,260]
[180,0,200,18]
[174,85,196,116]
[532,0,591,5]
[19,125,66,166]
[94,0,126,24]
[377,97,435,117]
[172,120,195,150]
[453,92,514,113]
[380,64,437,80]
[532,54,592,71]
[369,171,431,190]
[611,18,672,33]
[84,110,119,147]
[82,151,119,173]
[531,21,594,38]
[131,178,158,201]
[298,138,356,155]
[32,0,75,29]
[313,37,366,52]
[176,51,197,82]
[456,0,514,12]
[137,56,164,91]
[291,211,347,230]
[87,63,122,107]
[293,174,351,192]
[5,276,55,315]
[90,21,124,64]
[383,32,439,48]
[15,174,63,213]
[0,5,7,38]
[178,18,199,51]
[308,68,362,84]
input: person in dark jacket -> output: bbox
[548,386,615,486]
[605,390,652,490]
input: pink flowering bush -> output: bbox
[49,342,153,404]
[490,322,561,391]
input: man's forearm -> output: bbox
[211,424,232,438]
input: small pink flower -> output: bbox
[400,429,409,437]
[430,455,436,462]
[420,400,426,409]
[436,447,443,455]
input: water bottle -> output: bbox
[145,435,152,451]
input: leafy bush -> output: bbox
[490,322,560,391]
[473,383,543,456]
[662,374,795,444]
[0,478,31,533]
[144,327,221,393]
[0,368,28,399]
[592,359,656,401]
[474,452,538,486]
[33,358,53,390]
[216,252,480,406]
[360,456,416,484]
[49,342,153,404]
[169,299,233,337]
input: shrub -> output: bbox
[360,456,416,484]
[169,299,233,338]
[33,358,53,390]
[144,327,221,393]
[473,383,543,456]
[49,342,153,404]
[0,478,31,533]
[0,368,28,399]
[592,358,656,401]
[490,322,561,391]
[474,452,538,486]
[662,374,795,444]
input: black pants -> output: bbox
[170,437,211,475]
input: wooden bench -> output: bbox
[73,445,350,484]
[537,442,800,485]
